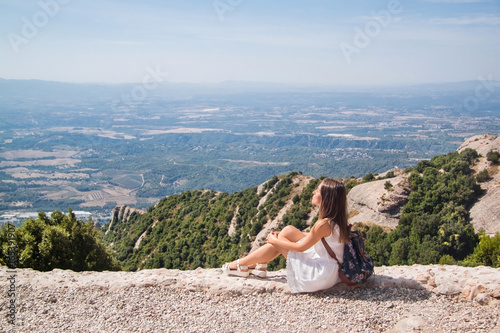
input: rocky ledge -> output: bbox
[1,265,500,332]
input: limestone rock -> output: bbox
[492,285,500,299]
[106,205,147,235]
[475,293,491,306]
[459,134,500,235]
[435,283,462,296]
[391,316,429,333]
[348,173,409,229]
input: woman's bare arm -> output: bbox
[266,220,331,252]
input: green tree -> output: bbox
[464,232,500,268]
[0,209,120,271]
[388,237,411,265]
[365,225,391,266]
[369,148,483,266]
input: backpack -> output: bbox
[321,226,374,286]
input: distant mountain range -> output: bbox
[1,77,500,100]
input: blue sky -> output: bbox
[0,0,499,85]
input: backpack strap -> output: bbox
[322,237,357,286]
[321,238,340,263]
[321,222,351,263]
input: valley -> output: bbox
[0,79,499,223]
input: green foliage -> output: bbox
[462,232,500,268]
[486,151,499,164]
[438,254,457,265]
[363,224,391,266]
[104,186,263,271]
[345,177,358,193]
[388,237,411,265]
[102,172,322,272]
[362,173,375,183]
[0,209,120,271]
[385,171,396,178]
[476,169,490,183]
[281,178,320,231]
[364,148,483,266]
[384,181,393,191]
[415,160,434,173]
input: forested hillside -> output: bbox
[3,138,499,271]
[102,142,500,271]
[102,172,320,271]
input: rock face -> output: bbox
[251,175,316,252]
[347,134,500,235]
[1,265,499,332]
[106,205,147,235]
[459,134,500,235]
[348,172,410,230]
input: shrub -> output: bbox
[476,169,490,183]
[384,181,393,191]
[487,151,499,164]
[385,171,396,178]
[362,173,375,183]
[438,254,457,265]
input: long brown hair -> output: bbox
[318,178,350,243]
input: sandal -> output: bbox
[222,259,249,277]
[250,263,267,278]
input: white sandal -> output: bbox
[222,259,249,277]
[250,263,267,278]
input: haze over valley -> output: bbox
[0,79,499,223]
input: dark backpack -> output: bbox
[322,227,374,286]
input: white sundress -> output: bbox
[286,224,344,293]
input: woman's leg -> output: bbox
[228,225,306,269]
[228,244,285,269]
[278,225,307,242]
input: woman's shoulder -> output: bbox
[318,218,341,233]
[315,218,330,227]
[314,218,333,234]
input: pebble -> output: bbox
[1,264,499,332]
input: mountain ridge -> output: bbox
[2,77,500,99]
[103,134,500,271]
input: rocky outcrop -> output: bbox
[458,133,500,158]
[348,172,410,230]
[106,205,147,235]
[459,134,500,235]
[347,134,500,235]
[251,175,315,252]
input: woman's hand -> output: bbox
[266,232,279,245]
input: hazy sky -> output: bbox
[1,0,499,85]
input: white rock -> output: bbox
[391,316,429,333]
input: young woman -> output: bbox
[222,178,350,293]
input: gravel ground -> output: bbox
[6,284,500,333]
